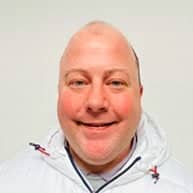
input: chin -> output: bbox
[81,144,118,164]
[80,153,114,168]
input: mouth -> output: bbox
[75,121,117,128]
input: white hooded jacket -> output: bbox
[0,112,193,193]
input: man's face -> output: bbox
[57,33,143,172]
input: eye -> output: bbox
[106,79,127,89]
[68,79,88,88]
[111,80,124,86]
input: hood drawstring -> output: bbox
[150,166,160,184]
[29,142,50,156]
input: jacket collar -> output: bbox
[38,112,170,187]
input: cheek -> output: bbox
[58,90,83,118]
[110,93,136,117]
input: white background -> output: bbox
[0,1,192,169]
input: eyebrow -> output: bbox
[64,68,130,79]
[64,69,89,79]
[103,69,130,78]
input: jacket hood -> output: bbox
[32,112,170,188]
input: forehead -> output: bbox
[64,36,135,64]
[59,28,138,80]
[65,28,132,56]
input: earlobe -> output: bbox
[139,85,143,96]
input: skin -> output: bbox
[57,22,143,173]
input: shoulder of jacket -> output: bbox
[0,148,47,181]
[159,157,193,192]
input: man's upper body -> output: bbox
[0,112,192,193]
[0,21,192,192]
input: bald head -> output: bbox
[60,21,141,86]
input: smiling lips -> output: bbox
[76,121,117,128]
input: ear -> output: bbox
[139,85,143,96]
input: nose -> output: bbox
[86,84,108,114]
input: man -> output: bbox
[0,21,192,193]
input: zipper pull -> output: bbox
[29,142,50,156]
[150,166,160,184]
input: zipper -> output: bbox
[95,156,141,193]
[65,146,93,193]
[65,146,141,193]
